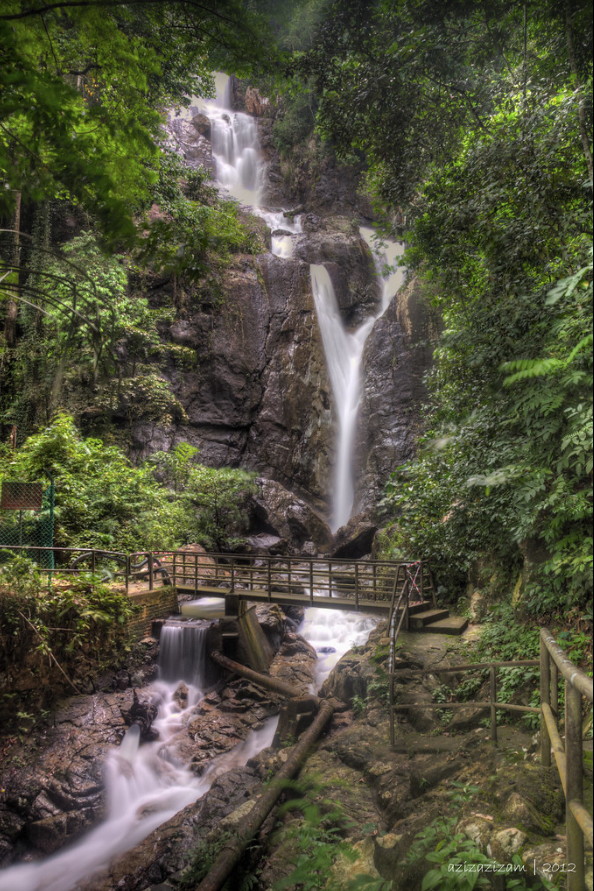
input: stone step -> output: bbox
[409,608,449,629]
[417,616,469,635]
[407,600,432,615]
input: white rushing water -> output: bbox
[310,231,405,532]
[168,72,302,258]
[300,607,379,691]
[0,633,278,891]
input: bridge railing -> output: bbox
[0,544,131,587]
[161,550,405,605]
[0,545,433,610]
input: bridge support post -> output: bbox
[225,593,240,616]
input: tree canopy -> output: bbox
[0,0,274,244]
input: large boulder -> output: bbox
[252,479,332,551]
[329,512,377,559]
[294,224,380,327]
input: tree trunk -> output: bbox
[195,699,335,891]
[4,191,21,348]
[565,0,594,187]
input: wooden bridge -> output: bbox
[0,545,468,633]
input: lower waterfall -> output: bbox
[159,620,215,693]
[0,626,278,891]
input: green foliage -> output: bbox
[273,780,356,891]
[384,142,592,612]
[3,230,187,430]
[151,449,258,551]
[0,1,276,244]
[0,416,256,552]
[466,604,547,729]
[0,554,135,712]
[138,153,265,279]
[405,800,552,891]
[273,88,318,157]
[280,0,592,616]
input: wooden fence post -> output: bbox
[540,635,551,768]
[490,666,498,745]
[566,682,584,891]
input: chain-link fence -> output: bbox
[0,479,55,568]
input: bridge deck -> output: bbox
[175,584,430,614]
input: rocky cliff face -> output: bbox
[129,84,434,552]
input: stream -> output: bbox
[0,607,378,891]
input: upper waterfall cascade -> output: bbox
[169,72,405,532]
[169,72,302,258]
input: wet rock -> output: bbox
[522,842,569,886]
[243,533,289,556]
[294,225,380,327]
[331,837,381,886]
[269,634,317,693]
[191,112,211,138]
[121,689,159,741]
[167,116,214,172]
[457,816,493,849]
[254,604,286,650]
[321,649,378,705]
[357,276,435,516]
[252,479,332,550]
[329,512,377,558]
[115,670,130,690]
[244,86,270,116]
[488,827,527,861]
[374,832,404,875]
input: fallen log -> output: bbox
[210,649,321,706]
[195,697,335,891]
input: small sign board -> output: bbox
[1,482,44,511]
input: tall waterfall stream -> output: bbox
[169,74,404,530]
[0,73,389,891]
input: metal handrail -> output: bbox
[0,545,419,608]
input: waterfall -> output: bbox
[310,232,405,531]
[310,265,375,531]
[299,607,379,691]
[168,73,302,258]
[159,621,213,690]
[359,227,406,311]
[168,75,405,532]
[0,624,278,891]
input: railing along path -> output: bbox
[390,627,593,891]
